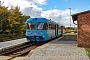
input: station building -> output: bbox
[72,10,90,47]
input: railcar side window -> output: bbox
[51,23,53,30]
[59,26,61,29]
[43,23,48,30]
[26,23,29,29]
[49,23,55,30]
[51,23,55,29]
[49,24,51,30]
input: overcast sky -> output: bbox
[1,0,90,27]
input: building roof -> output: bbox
[72,10,90,21]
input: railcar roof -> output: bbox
[26,18,64,26]
[26,18,47,23]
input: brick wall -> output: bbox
[78,12,90,47]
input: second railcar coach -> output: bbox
[26,18,64,42]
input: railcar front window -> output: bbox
[26,23,34,30]
[37,23,48,30]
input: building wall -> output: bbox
[78,12,90,47]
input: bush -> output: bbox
[0,32,25,42]
[86,48,90,58]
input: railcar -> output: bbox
[26,18,64,42]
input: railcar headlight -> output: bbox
[40,31,43,35]
[43,36,45,38]
[41,32,43,34]
[28,31,30,34]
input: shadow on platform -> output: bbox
[54,36,77,44]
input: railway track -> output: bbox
[0,42,43,60]
[0,36,62,60]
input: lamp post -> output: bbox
[69,8,71,33]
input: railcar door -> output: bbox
[55,24,58,36]
[57,25,58,35]
[61,26,64,35]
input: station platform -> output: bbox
[0,38,27,50]
[23,36,90,60]
[0,36,89,60]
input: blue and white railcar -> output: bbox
[26,18,64,42]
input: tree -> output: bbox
[0,4,9,33]
[8,6,30,38]
[0,1,30,41]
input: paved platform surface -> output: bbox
[0,38,27,49]
[25,36,90,60]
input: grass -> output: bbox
[65,32,76,36]
[64,32,76,38]
[67,32,76,36]
[86,48,90,58]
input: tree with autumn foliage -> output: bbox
[7,6,30,38]
[0,2,10,33]
[8,6,22,37]
[0,1,30,41]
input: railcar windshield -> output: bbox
[37,23,44,30]
[37,23,48,30]
[26,23,34,30]
[26,23,48,30]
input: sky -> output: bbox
[0,0,90,27]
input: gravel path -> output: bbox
[25,36,90,60]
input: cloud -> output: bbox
[0,0,77,27]
[1,0,31,9]
[25,0,47,5]
[41,9,62,22]
[22,6,42,17]
[1,0,47,9]
[41,9,76,27]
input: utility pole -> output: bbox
[69,8,71,33]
